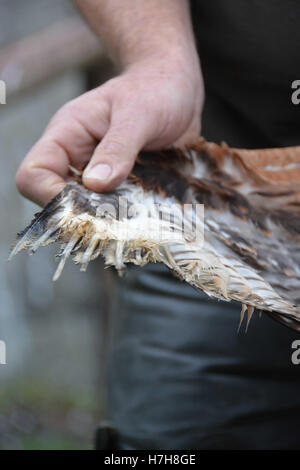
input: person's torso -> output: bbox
[191,0,300,147]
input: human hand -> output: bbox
[16,57,204,206]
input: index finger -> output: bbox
[16,91,110,206]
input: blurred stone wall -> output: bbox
[0,0,113,448]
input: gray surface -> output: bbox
[0,0,113,442]
[0,71,104,388]
[0,0,115,449]
[0,0,76,47]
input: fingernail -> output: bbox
[85,163,112,181]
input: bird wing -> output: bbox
[10,139,300,331]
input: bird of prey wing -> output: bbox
[10,139,300,331]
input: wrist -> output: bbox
[122,44,203,91]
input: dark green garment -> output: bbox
[104,1,300,450]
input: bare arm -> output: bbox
[75,0,199,69]
[16,0,204,205]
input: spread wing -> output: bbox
[10,139,300,331]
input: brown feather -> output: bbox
[10,138,300,332]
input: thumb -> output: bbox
[83,116,149,192]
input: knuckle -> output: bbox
[102,136,127,157]
[48,101,79,130]
[53,103,73,121]
[15,164,30,196]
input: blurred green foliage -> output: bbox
[0,379,101,450]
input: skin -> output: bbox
[16,0,204,206]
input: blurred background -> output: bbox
[0,0,116,450]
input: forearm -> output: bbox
[75,0,199,70]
